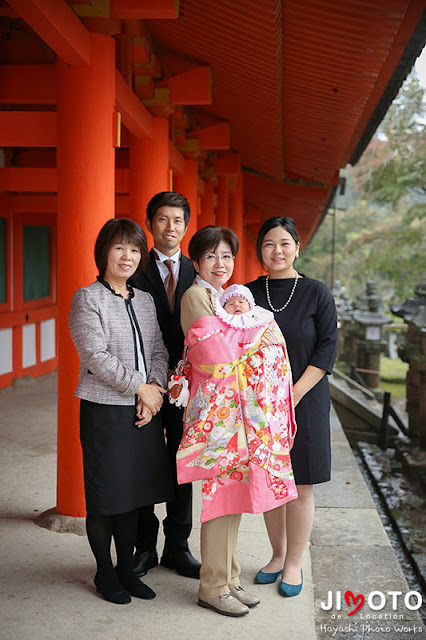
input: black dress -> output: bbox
[246,275,337,485]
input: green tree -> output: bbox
[300,70,426,306]
[362,74,425,212]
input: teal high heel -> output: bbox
[255,569,283,584]
[279,570,303,597]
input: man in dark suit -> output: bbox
[130,191,201,579]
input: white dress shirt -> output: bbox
[153,248,181,284]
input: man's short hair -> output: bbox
[146,191,190,226]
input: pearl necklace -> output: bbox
[265,272,299,313]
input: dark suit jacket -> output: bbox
[130,249,196,369]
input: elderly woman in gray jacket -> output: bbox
[69,218,173,605]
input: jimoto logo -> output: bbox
[320,590,422,616]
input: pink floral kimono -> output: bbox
[174,305,298,523]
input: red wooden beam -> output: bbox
[189,122,230,150]
[111,0,179,19]
[214,152,240,176]
[7,0,91,67]
[0,167,57,192]
[243,172,330,203]
[0,112,56,147]
[10,194,57,213]
[197,176,205,197]
[157,67,212,106]
[115,168,129,194]
[244,207,261,225]
[9,149,56,168]
[0,65,56,104]
[169,140,185,177]
[132,36,150,64]
[115,69,154,140]
[115,195,129,215]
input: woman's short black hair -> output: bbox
[146,191,190,226]
[256,217,300,265]
[188,226,239,263]
[94,218,148,277]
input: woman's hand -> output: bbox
[136,381,166,415]
[292,365,326,406]
[135,399,153,428]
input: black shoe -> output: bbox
[160,550,201,579]
[133,550,158,577]
[116,570,156,600]
[94,573,131,605]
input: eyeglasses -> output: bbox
[201,253,235,263]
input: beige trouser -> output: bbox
[198,513,242,599]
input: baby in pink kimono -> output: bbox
[169,284,298,523]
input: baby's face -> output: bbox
[223,295,250,315]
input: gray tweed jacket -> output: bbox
[69,280,168,406]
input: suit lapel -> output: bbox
[176,255,195,302]
[144,251,170,310]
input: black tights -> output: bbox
[86,509,138,586]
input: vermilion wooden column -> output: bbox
[129,117,169,238]
[245,231,262,283]
[56,34,115,516]
[199,180,214,228]
[229,172,245,284]
[174,158,198,256]
[215,175,229,227]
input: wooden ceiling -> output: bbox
[1,0,425,242]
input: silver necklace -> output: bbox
[265,272,299,313]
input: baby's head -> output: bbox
[221,285,255,315]
[224,295,250,314]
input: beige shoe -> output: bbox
[198,592,250,617]
[230,585,260,608]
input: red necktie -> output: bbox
[164,259,177,312]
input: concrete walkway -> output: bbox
[0,374,423,640]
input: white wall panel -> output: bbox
[40,318,55,362]
[22,323,36,369]
[0,328,13,375]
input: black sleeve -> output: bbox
[309,284,337,375]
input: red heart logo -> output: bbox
[345,590,365,616]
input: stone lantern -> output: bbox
[391,279,426,443]
[332,281,354,364]
[353,280,390,389]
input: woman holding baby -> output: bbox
[177,225,298,617]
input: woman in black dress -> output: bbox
[246,217,337,597]
[69,218,173,604]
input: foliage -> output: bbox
[380,357,408,399]
[362,75,426,208]
[299,70,426,307]
[380,356,408,382]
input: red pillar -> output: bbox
[199,180,214,228]
[174,158,198,255]
[56,34,116,516]
[129,117,169,240]
[245,230,262,283]
[229,171,245,284]
[215,175,229,227]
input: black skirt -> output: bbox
[80,400,174,516]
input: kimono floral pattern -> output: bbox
[176,315,298,522]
